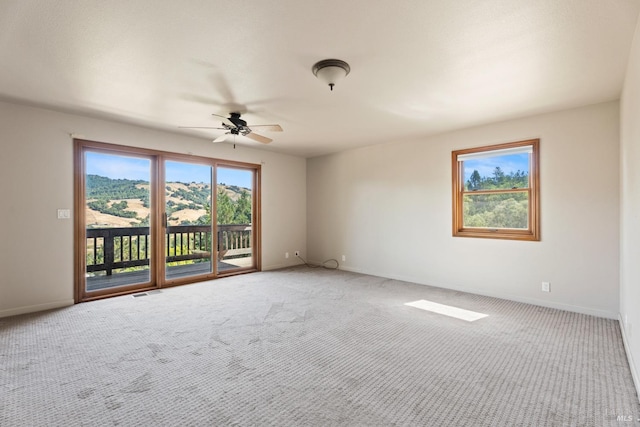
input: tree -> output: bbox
[234,190,252,224]
[467,170,482,190]
[492,167,505,186]
[216,188,234,225]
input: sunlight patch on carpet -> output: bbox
[405,299,488,322]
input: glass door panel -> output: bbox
[84,151,152,293]
[164,160,213,280]
[217,167,254,272]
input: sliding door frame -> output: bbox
[74,139,261,302]
[74,140,160,302]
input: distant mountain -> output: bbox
[85,175,251,228]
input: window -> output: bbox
[452,139,540,241]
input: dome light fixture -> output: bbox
[312,59,351,91]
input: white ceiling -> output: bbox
[1,1,639,158]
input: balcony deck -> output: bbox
[86,257,253,292]
[85,224,253,293]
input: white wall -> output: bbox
[308,101,620,318]
[620,16,640,399]
[0,101,306,317]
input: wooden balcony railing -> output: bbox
[86,224,251,275]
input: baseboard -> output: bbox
[263,262,286,271]
[337,265,617,319]
[0,299,74,319]
[262,261,305,271]
[619,314,640,403]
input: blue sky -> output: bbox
[86,152,253,188]
[463,153,529,181]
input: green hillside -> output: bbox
[86,175,251,227]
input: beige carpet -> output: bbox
[1,267,639,426]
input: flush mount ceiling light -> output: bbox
[312,59,350,91]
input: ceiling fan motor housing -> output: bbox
[228,112,247,128]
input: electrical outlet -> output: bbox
[342,255,346,262]
[295,251,300,257]
[541,282,550,292]
[285,252,289,259]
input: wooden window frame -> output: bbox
[452,139,540,241]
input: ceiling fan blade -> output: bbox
[245,132,272,144]
[178,126,226,130]
[211,113,235,128]
[180,94,224,107]
[249,124,283,132]
[213,133,230,143]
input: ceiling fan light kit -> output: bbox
[312,59,350,91]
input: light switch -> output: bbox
[57,209,71,219]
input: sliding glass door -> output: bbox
[75,140,261,302]
[164,160,213,281]
[82,151,154,296]
[216,167,256,273]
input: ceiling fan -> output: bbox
[180,112,283,144]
